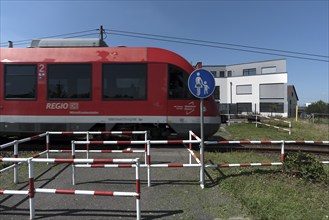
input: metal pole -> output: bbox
[71,141,76,185]
[189,131,192,164]
[295,105,298,122]
[86,131,90,160]
[147,140,151,187]
[256,114,258,128]
[46,132,50,161]
[281,140,285,162]
[28,159,35,219]
[14,141,18,184]
[135,158,141,220]
[100,25,104,40]
[200,99,205,189]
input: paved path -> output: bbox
[1,147,247,219]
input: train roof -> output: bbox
[29,38,108,48]
[0,47,194,73]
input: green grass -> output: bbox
[205,151,329,220]
[215,119,329,141]
[207,120,329,219]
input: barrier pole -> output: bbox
[281,140,285,161]
[14,141,19,184]
[200,99,205,189]
[189,131,192,164]
[135,158,141,220]
[256,114,258,127]
[86,131,90,160]
[147,140,151,187]
[144,131,148,165]
[46,132,50,161]
[28,158,35,219]
[71,141,76,185]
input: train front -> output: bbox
[148,48,221,138]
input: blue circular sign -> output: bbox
[188,68,216,99]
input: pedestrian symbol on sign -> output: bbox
[188,69,215,99]
[195,72,203,96]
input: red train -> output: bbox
[0,39,220,138]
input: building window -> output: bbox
[103,63,147,100]
[5,64,37,99]
[261,66,276,74]
[219,71,225,77]
[260,83,284,99]
[260,102,284,113]
[243,68,256,76]
[210,71,217,78]
[214,86,220,100]
[237,103,252,113]
[48,64,92,100]
[236,84,252,95]
[227,70,232,77]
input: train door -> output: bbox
[167,65,199,137]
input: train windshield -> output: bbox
[168,65,195,100]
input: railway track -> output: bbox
[205,143,329,154]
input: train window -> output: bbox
[102,64,147,100]
[168,65,195,100]
[47,64,92,100]
[4,64,37,99]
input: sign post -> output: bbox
[188,68,215,189]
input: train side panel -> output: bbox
[0,47,220,137]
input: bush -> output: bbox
[283,152,327,183]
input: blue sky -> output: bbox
[1,0,328,105]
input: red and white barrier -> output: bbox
[48,149,145,153]
[46,130,148,160]
[206,162,283,168]
[255,114,292,135]
[1,130,328,194]
[0,157,141,220]
[48,131,147,135]
[71,139,150,187]
[205,140,329,162]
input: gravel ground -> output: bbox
[1,148,250,220]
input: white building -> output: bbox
[203,59,298,118]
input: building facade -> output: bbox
[203,59,297,118]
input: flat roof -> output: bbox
[203,58,286,67]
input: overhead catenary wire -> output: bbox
[0,29,99,46]
[105,31,329,63]
[1,27,328,62]
[107,29,329,59]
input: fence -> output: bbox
[71,130,202,187]
[0,157,141,220]
[255,114,292,135]
[1,130,329,219]
[205,140,329,162]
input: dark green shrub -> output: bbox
[283,152,327,183]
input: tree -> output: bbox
[305,100,329,114]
